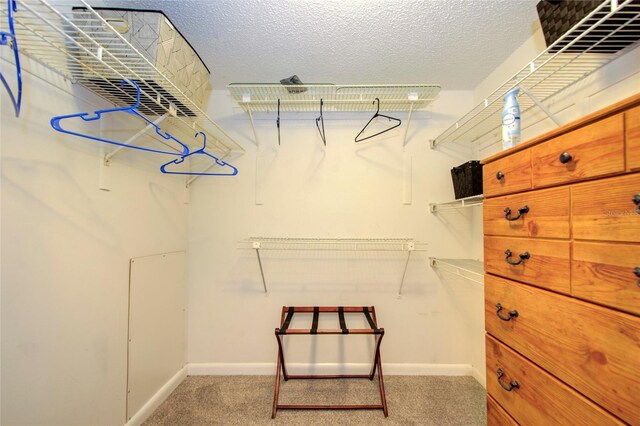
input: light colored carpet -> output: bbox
[143,375,486,425]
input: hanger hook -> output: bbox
[373,97,380,114]
[195,131,207,151]
[316,98,324,124]
[119,79,141,109]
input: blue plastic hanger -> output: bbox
[50,79,189,156]
[160,131,238,176]
[1,0,23,117]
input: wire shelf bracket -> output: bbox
[228,84,440,146]
[239,238,427,297]
[431,0,640,148]
[430,258,484,285]
[429,195,484,212]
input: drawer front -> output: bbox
[531,114,625,188]
[486,395,517,426]
[484,236,570,294]
[486,335,622,426]
[627,105,640,172]
[572,241,640,316]
[485,275,640,424]
[483,187,570,238]
[572,173,640,242]
[483,150,531,197]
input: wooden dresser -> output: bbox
[482,93,640,425]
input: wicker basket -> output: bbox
[536,0,640,53]
[450,161,483,200]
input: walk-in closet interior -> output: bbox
[1,0,639,425]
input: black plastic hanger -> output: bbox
[315,99,326,146]
[276,98,281,146]
[354,98,402,143]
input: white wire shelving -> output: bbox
[429,258,484,285]
[5,0,244,179]
[429,195,484,213]
[228,84,441,113]
[238,237,427,296]
[431,0,640,148]
[228,84,441,147]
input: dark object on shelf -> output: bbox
[536,0,640,53]
[451,161,483,199]
[279,75,307,93]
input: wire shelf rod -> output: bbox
[429,195,484,212]
[240,238,427,295]
[429,258,484,285]
[228,84,441,112]
[6,0,245,155]
[238,237,427,252]
[432,0,640,146]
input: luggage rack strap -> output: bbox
[276,306,382,335]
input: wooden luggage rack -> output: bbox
[272,306,388,418]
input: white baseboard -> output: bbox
[188,362,476,377]
[471,366,486,388]
[125,366,187,426]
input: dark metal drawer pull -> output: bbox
[635,267,640,287]
[633,194,640,214]
[559,152,572,164]
[504,205,529,221]
[505,249,530,265]
[496,171,504,181]
[496,303,518,321]
[497,368,520,392]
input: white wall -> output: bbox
[1,62,188,425]
[186,89,486,382]
[128,252,186,422]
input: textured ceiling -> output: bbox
[95,0,541,90]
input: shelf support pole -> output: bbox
[402,103,415,147]
[248,109,260,147]
[397,242,414,297]
[254,242,268,294]
[104,113,170,163]
[519,85,563,127]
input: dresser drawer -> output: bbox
[572,241,640,316]
[483,187,570,238]
[486,395,517,426]
[627,105,640,172]
[572,173,640,242]
[483,150,531,197]
[486,335,622,426]
[531,114,625,188]
[484,236,570,294]
[485,275,640,424]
